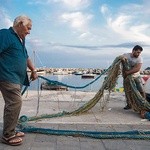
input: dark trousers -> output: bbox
[123,76,145,106]
[0,81,22,138]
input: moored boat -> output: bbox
[81,74,95,79]
[74,71,83,75]
[40,82,68,91]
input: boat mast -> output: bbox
[33,50,36,67]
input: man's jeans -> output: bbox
[0,81,22,138]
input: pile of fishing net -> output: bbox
[20,56,150,122]
[18,56,150,139]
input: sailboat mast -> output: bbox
[33,50,36,67]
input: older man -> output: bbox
[0,15,38,145]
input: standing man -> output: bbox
[0,15,38,145]
[121,45,145,110]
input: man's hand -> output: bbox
[123,70,129,79]
[119,55,127,62]
[30,71,38,81]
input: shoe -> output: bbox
[140,110,146,119]
[124,105,131,110]
[1,135,23,146]
[15,131,25,137]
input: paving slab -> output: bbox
[0,90,150,149]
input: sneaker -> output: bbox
[124,105,131,110]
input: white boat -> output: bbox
[81,74,95,79]
[74,71,83,75]
[53,71,68,75]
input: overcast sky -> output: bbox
[0,0,150,69]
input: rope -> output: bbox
[19,125,150,140]
[18,56,150,140]
[38,67,110,89]
[36,78,40,116]
[122,59,150,112]
[20,56,150,122]
[19,57,121,122]
[21,68,107,95]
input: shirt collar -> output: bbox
[9,27,23,43]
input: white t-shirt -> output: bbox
[123,53,143,77]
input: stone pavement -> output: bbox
[0,123,150,150]
[0,91,150,149]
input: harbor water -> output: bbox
[28,74,124,92]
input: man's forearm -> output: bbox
[27,58,36,72]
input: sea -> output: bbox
[28,73,124,92]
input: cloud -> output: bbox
[108,15,150,43]
[120,1,150,16]
[59,0,90,10]
[100,4,150,44]
[100,4,110,16]
[61,12,93,32]
[28,0,90,10]
[28,38,44,47]
[0,7,12,28]
[28,0,53,5]
[28,0,93,41]
[79,32,91,39]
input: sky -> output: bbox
[0,0,150,70]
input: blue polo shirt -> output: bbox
[0,27,29,86]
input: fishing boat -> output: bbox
[81,73,95,79]
[53,71,68,75]
[40,82,68,91]
[74,71,83,75]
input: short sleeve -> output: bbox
[0,29,11,53]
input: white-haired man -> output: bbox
[0,15,38,146]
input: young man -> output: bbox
[121,45,145,110]
[0,15,38,145]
